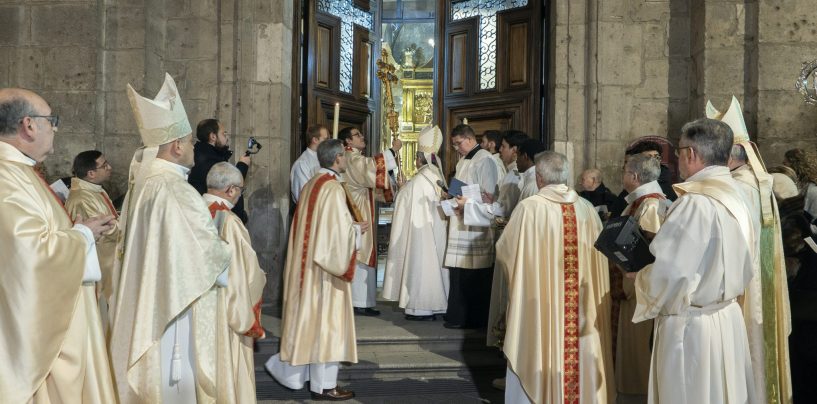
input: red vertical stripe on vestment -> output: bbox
[561,203,580,403]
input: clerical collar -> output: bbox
[464,145,482,160]
[624,181,664,204]
[319,167,343,180]
[203,193,234,209]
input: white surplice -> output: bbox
[634,166,758,404]
[382,164,449,315]
[518,166,538,201]
[290,147,320,203]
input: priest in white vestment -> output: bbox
[290,124,329,203]
[633,118,758,404]
[204,162,267,404]
[338,126,400,316]
[65,150,121,335]
[266,139,363,401]
[615,154,670,395]
[497,151,615,404]
[442,124,500,329]
[708,97,792,404]
[382,126,449,320]
[516,138,545,201]
[109,74,232,403]
[0,88,117,404]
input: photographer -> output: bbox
[188,118,252,222]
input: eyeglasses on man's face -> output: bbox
[94,160,111,170]
[24,115,60,129]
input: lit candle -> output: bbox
[463,117,468,125]
[332,103,340,139]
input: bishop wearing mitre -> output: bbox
[707,96,792,404]
[109,73,231,403]
[382,125,449,320]
[0,89,117,403]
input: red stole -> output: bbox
[561,203,580,403]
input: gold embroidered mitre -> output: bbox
[126,73,192,147]
[417,125,442,155]
[705,95,774,225]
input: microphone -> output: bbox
[436,180,449,193]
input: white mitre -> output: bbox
[417,125,443,176]
[126,73,192,147]
[706,95,774,225]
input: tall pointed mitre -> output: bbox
[418,125,443,175]
[705,95,774,225]
[126,73,192,147]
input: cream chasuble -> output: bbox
[616,181,668,395]
[732,164,792,404]
[341,147,395,268]
[0,142,116,404]
[109,158,231,404]
[279,172,359,366]
[382,164,449,314]
[65,177,121,335]
[445,147,499,269]
[634,166,757,404]
[497,184,615,404]
[206,196,266,404]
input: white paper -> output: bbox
[50,179,70,203]
[805,237,817,253]
[462,184,482,202]
[440,199,457,217]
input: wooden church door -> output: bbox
[435,0,546,175]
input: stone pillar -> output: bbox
[756,1,817,164]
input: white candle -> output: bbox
[332,103,340,139]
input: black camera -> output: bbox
[245,136,262,156]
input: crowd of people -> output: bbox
[1,74,816,404]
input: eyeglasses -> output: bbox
[675,146,692,157]
[93,161,111,170]
[231,185,245,195]
[25,115,60,128]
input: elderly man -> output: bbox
[497,151,614,403]
[579,168,618,217]
[615,154,671,396]
[338,126,401,316]
[443,124,500,329]
[383,126,448,321]
[709,96,792,403]
[0,88,116,403]
[65,150,121,333]
[290,124,329,203]
[203,162,267,403]
[633,118,757,404]
[188,118,252,222]
[110,74,232,403]
[266,139,365,401]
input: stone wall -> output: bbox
[550,0,817,192]
[0,0,293,309]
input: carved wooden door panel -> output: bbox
[300,0,378,152]
[435,0,545,175]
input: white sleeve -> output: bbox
[476,158,499,197]
[383,149,398,171]
[463,199,494,227]
[290,160,311,203]
[353,224,362,251]
[73,224,102,283]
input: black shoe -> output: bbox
[443,322,466,329]
[310,387,355,401]
[405,314,436,321]
[353,307,381,316]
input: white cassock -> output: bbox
[518,166,538,201]
[382,164,449,315]
[634,166,758,404]
[290,147,320,203]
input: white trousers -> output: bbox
[265,353,339,394]
[160,310,196,403]
[351,263,377,308]
[505,367,532,404]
